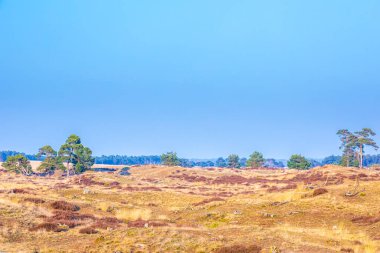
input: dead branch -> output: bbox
[345,176,365,197]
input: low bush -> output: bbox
[79,227,98,234]
[214,244,262,253]
[24,198,46,204]
[340,248,354,253]
[11,188,29,194]
[312,188,328,197]
[194,197,224,206]
[49,210,95,221]
[51,201,80,211]
[351,215,380,225]
[127,219,147,228]
[30,222,59,232]
[91,217,121,230]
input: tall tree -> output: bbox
[246,151,265,168]
[355,128,378,168]
[74,146,94,173]
[2,154,32,175]
[227,154,240,168]
[160,152,180,166]
[337,128,378,168]
[58,135,94,176]
[337,129,357,167]
[36,145,64,173]
[287,154,311,170]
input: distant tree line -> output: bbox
[1,128,379,173]
[160,151,284,169]
[0,151,39,162]
[95,155,161,165]
[4,150,380,170]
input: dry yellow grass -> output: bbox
[0,165,379,252]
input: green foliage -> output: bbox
[74,146,94,173]
[215,157,226,168]
[321,155,341,165]
[287,154,311,170]
[227,154,240,168]
[37,145,56,158]
[340,155,359,167]
[36,145,65,173]
[246,151,264,168]
[58,135,95,175]
[337,128,378,168]
[2,154,32,175]
[160,152,180,166]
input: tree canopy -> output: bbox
[160,152,180,166]
[287,154,311,170]
[227,154,240,168]
[215,157,226,168]
[58,134,95,176]
[36,145,64,173]
[2,154,32,175]
[337,128,378,168]
[246,151,265,168]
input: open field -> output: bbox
[0,164,380,253]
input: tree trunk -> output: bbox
[360,145,363,169]
[66,160,70,177]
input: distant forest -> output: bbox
[95,155,161,165]
[2,150,380,168]
[0,151,41,162]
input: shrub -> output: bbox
[91,217,121,230]
[127,219,148,228]
[194,197,224,206]
[49,210,95,221]
[51,201,80,211]
[79,227,98,234]
[214,244,262,253]
[351,215,380,225]
[30,222,59,232]
[24,198,46,204]
[340,248,354,253]
[11,188,29,194]
[312,188,328,197]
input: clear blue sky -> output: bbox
[1,1,380,159]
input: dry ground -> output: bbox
[0,163,380,253]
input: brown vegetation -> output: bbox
[194,197,224,206]
[24,197,46,204]
[312,188,328,197]
[0,164,380,252]
[90,217,121,230]
[214,244,262,253]
[51,201,80,211]
[10,188,29,194]
[127,219,168,228]
[79,227,98,234]
[351,215,380,225]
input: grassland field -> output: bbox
[0,162,380,253]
